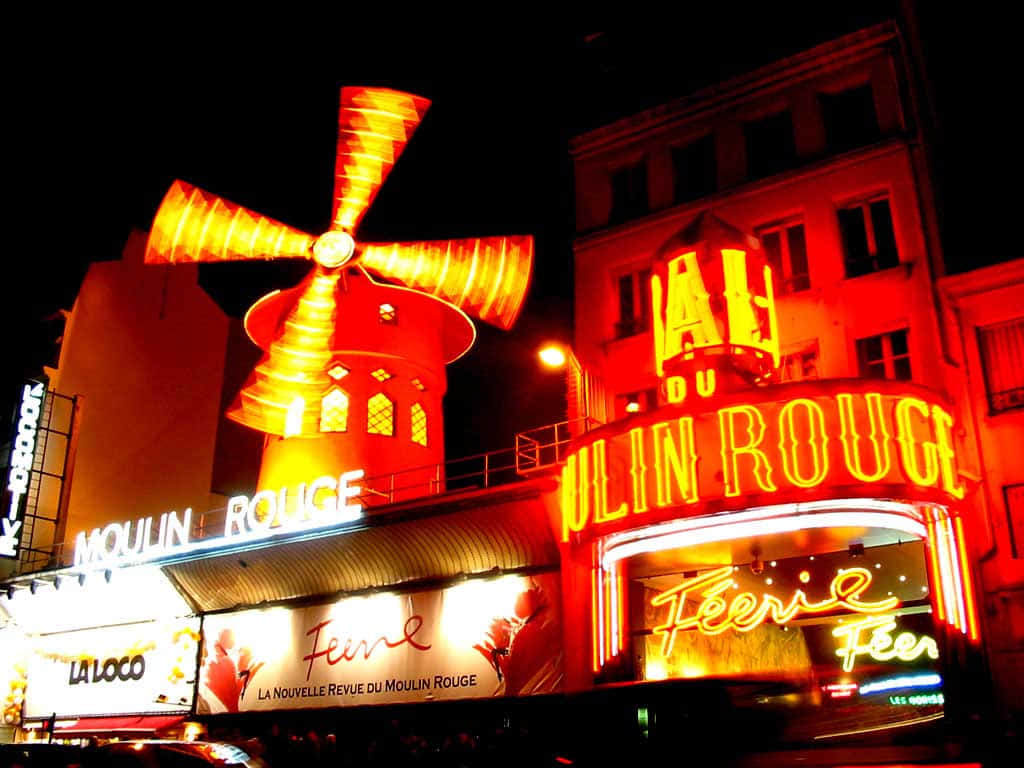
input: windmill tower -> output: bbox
[146,88,533,504]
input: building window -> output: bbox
[379,303,397,324]
[367,393,395,436]
[857,329,911,381]
[609,160,648,224]
[757,219,810,294]
[839,195,899,277]
[615,268,652,338]
[410,377,427,392]
[370,368,393,383]
[820,82,880,154]
[744,110,796,180]
[1004,485,1024,559]
[326,363,349,381]
[616,387,658,419]
[320,388,349,432]
[410,403,427,447]
[780,340,820,382]
[672,135,717,204]
[977,318,1024,412]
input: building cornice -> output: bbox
[571,21,901,160]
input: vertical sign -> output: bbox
[1,380,46,558]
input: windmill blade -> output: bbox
[145,180,316,265]
[228,268,342,437]
[330,87,431,234]
[359,236,533,330]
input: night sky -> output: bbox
[3,6,984,460]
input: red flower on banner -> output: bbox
[473,581,558,695]
[203,628,263,712]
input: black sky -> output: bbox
[3,6,986,459]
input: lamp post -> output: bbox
[538,343,601,436]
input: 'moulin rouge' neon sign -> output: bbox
[650,566,897,655]
[73,470,364,568]
[560,381,965,542]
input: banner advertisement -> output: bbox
[24,619,200,719]
[198,573,562,713]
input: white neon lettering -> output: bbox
[73,471,365,568]
[2,382,46,558]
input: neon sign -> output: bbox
[1,381,46,558]
[72,469,364,568]
[832,614,938,672]
[561,384,965,542]
[650,566,897,655]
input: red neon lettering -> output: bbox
[591,439,626,524]
[837,392,892,482]
[651,567,898,655]
[931,406,965,500]
[629,427,650,514]
[895,397,939,486]
[560,454,583,542]
[718,405,777,496]
[651,418,699,507]
[652,251,722,377]
[303,616,431,681]
[777,398,829,488]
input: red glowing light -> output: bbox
[560,382,966,542]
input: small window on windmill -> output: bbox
[371,368,393,382]
[411,403,427,446]
[320,388,350,432]
[411,377,427,392]
[367,393,395,436]
[326,362,350,381]
[379,303,398,324]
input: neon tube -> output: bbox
[603,510,926,569]
[859,672,942,696]
[923,509,947,623]
[953,516,980,642]
[942,517,969,636]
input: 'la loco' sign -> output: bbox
[561,381,965,542]
[24,620,200,718]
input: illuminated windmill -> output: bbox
[146,87,533,499]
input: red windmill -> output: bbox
[146,87,533,502]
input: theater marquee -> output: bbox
[561,380,965,542]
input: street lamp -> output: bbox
[538,343,600,435]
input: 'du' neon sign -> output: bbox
[560,383,965,542]
[651,566,897,655]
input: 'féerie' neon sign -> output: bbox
[651,566,898,655]
[833,614,938,672]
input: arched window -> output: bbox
[320,388,349,432]
[410,403,427,446]
[367,393,395,436]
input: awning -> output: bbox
[34,715,185,734]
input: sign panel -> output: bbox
[1,381,46,558]
[24,619,200,718]
[197,573,562,713]
[561,380,965,542]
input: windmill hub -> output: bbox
[313,231,356,269]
